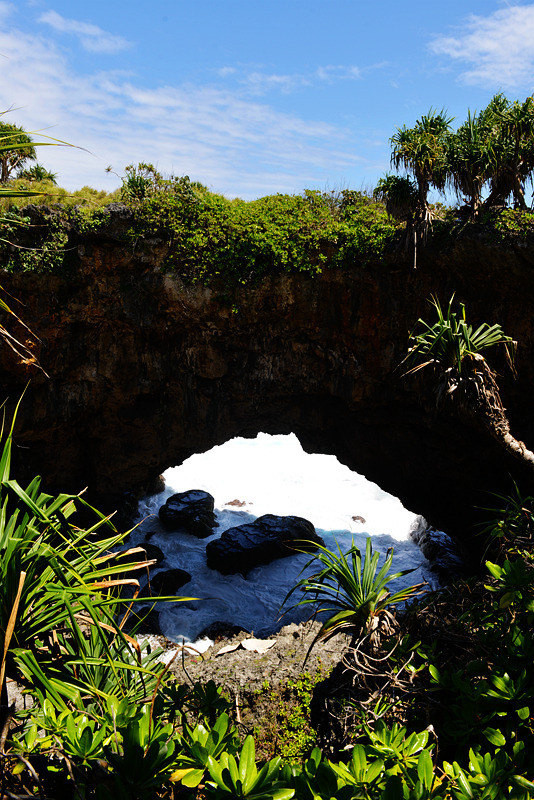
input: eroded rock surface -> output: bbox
[206,514,323,575]
[169,620,348,691]
[159,490,217,537]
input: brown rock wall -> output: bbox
[1,217,534,543]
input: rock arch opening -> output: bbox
[130,431,443,647]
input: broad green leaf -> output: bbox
[483,727,506,747]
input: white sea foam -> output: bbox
[133,433,435,646]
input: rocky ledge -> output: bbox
[142,619,349,694]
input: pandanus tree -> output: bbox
[373,174,419,257]
[390,109,452,220]
[389,110,452,267]
[404,297,534,471]
[482,94,534,210]
[446,110,494,218]
[373,174,418,224]
[16,163,58,184]
[0,122,36,184]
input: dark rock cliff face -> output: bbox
[1,213,534,544]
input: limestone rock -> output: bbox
[206,514,323,575]
[3,209,533,545]
[198,621,250,642]
[159,490,217,537]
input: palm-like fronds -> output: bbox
[0,124,75,370]
[480,94,534,209]
[390,109,453,207]
[403,296,516,379]
[284,537,424,646]
[446,110,495,216]
[403,297,534,471]
[0,407,192,710]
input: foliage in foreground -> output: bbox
[2,457,534,798]
[284,536,424,647]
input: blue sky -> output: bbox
[1,0,533,198]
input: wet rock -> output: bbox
[147,474,166,495]
[146,568,192,596]
[198,621,250,642]
[112,545,164,602]
[411,526,463,581]
[206,514,324,575]
[106,543,164,578]
[159,490,217,537]
[140,543,165,565]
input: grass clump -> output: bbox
[0,178,120,211]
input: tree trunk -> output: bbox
[458,366,534,473]
[474,402,534,470]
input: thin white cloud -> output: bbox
[0,1,12,21]
[0,22,360,197]
[39,10,131,54]
[217,67,237,78]
[315,65,362,81]
[215,64,364,96]
[430,5,534,88]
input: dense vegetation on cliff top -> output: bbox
[1,173,534,286]
[0,177,397,282]
[4,93,534,284]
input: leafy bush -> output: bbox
[0,174,398,282]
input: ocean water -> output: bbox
[133,433,434,649]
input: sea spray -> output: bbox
[133,433,437,646]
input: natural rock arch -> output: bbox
[2,221,534,541]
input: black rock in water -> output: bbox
[199,621,250,642]
[159,490,217,537]
[206,514,323,575]
[147,568,192,596]
[123,606,160,635]
[411,526,463,582]
[141,543,165,566]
